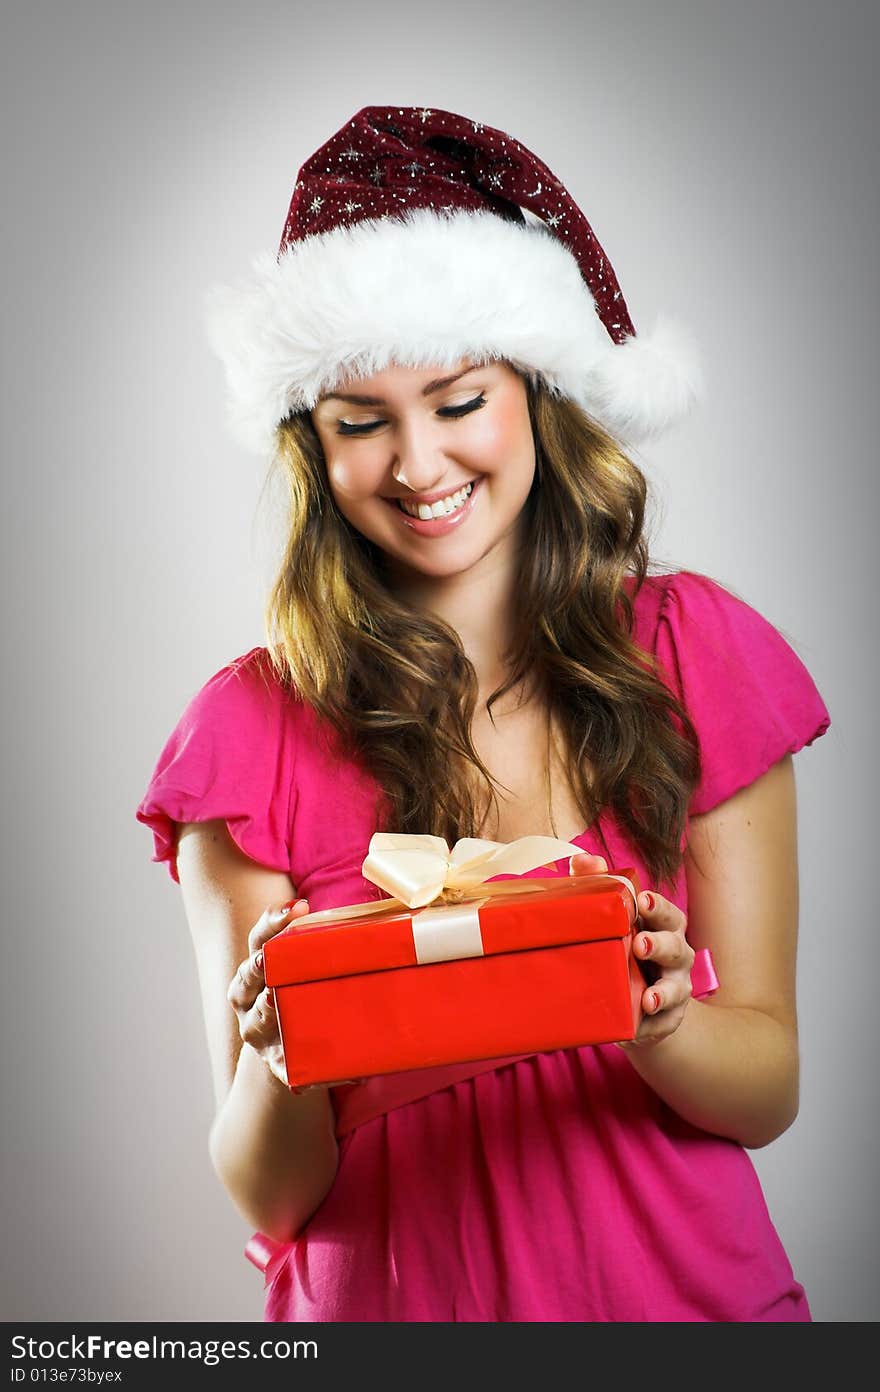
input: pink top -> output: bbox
[136,570,830,1322]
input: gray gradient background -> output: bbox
[1,0,876,1323]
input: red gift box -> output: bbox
[264,867,643,1088]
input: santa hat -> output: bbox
[206,105,702,455]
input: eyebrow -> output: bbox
[318,368,477,407]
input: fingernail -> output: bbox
[272,899,305,920]
[640,935,653,956]
[650,991,661,1012]
[640,892,655,913]
[254,950,263,971]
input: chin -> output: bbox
[413,546,494,580]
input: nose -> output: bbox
[391,415,451,493]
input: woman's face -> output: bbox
[310,358,536,584]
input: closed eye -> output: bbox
[337,393,487,436]
[438,393,487,420]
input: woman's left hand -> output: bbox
[569,852,695,1047]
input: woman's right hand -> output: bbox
[226,898,311,1087]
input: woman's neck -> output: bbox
[386,542,531,713]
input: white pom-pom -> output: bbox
[583,315,704,442]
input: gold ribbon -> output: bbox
[291,832,638,931]
[362,832,585,907]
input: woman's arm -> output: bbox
[176,819,339,1241]
[616,754,801,1148]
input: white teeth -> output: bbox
[398,481,474,520]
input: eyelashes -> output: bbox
[438,393,488,421]
[337,393,487,436]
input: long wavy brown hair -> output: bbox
[261,375,701,891]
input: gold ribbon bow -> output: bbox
[362,832,586,908]
[291,832,604,929]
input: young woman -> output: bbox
[136,106,830,1322]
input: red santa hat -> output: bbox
[206,105,702,455]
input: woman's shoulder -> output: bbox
[624,568,830,816]
[203,642,287,688]
[136,646,307,884]
[626,566,745,634]
[625,567,811,672]
[142,645,307,805]
[184,644,301,719]
[626,564,826,701]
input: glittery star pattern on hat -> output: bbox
[206,105,702,454]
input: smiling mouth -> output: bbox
[393,481,475,520]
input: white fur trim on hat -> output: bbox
[204,208,701,454]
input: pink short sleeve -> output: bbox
[135,648,296,883]
[650,571,831,816]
